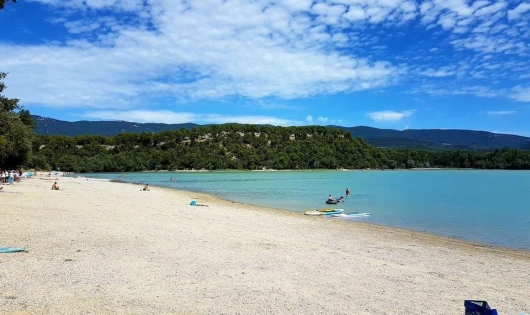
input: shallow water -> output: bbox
[81,170,530,250]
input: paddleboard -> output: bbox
[317,208,336,212]
[0,247,26,253]
[304,210,326,216]
[331,212,370,218]
[304,209,344,215]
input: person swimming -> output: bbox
[345,187,350,196]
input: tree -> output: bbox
[0,73,34,169]
[0,0,16,10]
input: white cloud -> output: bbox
[486,110,517,115]
[83,110,196,124]
[419,68,456,77]
[510,87,530,102]
[305,115,313,123]
[0,0,527,112]
[508,2,530,20]
[316,116,329,123]
[343,6,366,21]
[474,2,507,17]
[3,0,403,109]
[367,110,416,122]
[83,110,297,125]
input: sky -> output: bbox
[1,0,530,134]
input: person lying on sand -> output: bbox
[51,182,60,190]
[142,184,150,191]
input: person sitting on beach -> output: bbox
[143,184,150,191]
[51,182,59,190]
[327,194,335,201]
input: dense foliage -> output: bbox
[27,125,530,172]
[0,0,15,10]
[0,73,35,169]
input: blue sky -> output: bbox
[1,0,530,134]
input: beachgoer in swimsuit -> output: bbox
[143,184,150,191]
[51,182,59,190]
[346,188,350,196]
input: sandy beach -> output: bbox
[1,176,529,315]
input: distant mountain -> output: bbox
[339,126,530,151]
[33,115,198,137]
[32,115,530,151]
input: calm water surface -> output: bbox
[81,170,530,250]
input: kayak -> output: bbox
[304,209,344,216]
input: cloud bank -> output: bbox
[367,110,416,122]
[1,0,529,113]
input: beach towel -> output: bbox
[0,247,27,253]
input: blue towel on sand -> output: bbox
[0,247,26,253]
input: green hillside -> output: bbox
[28,124,530,172]
[33,116,530,151]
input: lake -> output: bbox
[80,170,530,250]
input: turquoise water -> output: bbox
[82,170,530,250]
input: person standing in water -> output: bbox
[345,187,350,197]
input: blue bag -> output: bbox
[465,300,498,315]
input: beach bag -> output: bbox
[190,200,197,206]
[464,300,498,315]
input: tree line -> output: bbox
[25,125,530,172]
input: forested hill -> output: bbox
[32,115,530,151]
[29,124,530,172]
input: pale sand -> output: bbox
[1,177,529,315]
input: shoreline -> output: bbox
[89,167,525,174]
[98,175,528,253]
[2,176,529,314]
[106,176,530,255]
